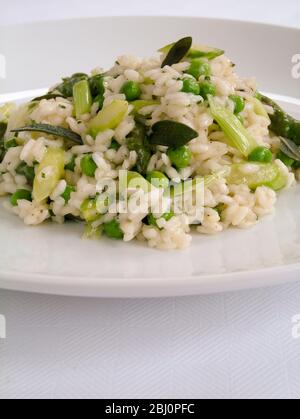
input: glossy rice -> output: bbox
[0,44,297,250]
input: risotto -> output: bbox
[0,37,299,250]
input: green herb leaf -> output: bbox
[31,93,66,102]
[11,123,82,145]
[149,120,198,147]
[161,37,193,68]
[279,136,300,162]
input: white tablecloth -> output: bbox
[1,0,300,400]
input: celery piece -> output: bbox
[119,171,152,194]
[33,148,65,202]
[73,79,92,118]
[83,223,103,240]
[131,100,159,115]
[208,96,257,157]
[80,199,99,222]
[88,100,128,138]
[248,96,270,121]
[227,163,287,191]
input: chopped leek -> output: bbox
[88,100,128,138]
[33,148,65,203]
[227,163,287,191]
[208,96,257,157]
[73,79,92,118]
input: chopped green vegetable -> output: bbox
[10,189,32,206]
[208,96,257,157]
[186,59,211,80]
[121,81,141,101]
[229,95,245,114]
[161,37,193,68]
[83,222,102,240]
[248,96,270,120]
[55,73,88,97]
[131,100,159,115]
[148,211,174,229]
[199,81,216,100]
[167,146,192,169]
[276,150,294,167]
[88,74,105,97]
[65,155,76,172]
[119,171,152,194]
[15,162,35,185]
[80,198,99,222]
[12,123,82,145]
[127,123,152,175]
[103,219,124,240]
[80,154,97,177]
[261,95,300,145]
[4,138,18,150]
[248,146,273,163]
[188,44,224,60]
[88,100,128,138]
[149,120,198,148]
[73,79,92,118]
[227,162,287,191]
[33,148,65,202]
[181,78,200,95]
[146,171,169,189]
[61,185,75,203]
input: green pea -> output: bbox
[109,140,121,150]
[15,162,35,185]
[181,78,200,95]
[4,138,18,150]
[146,171,169,189]
[167,146,192,169]
[80,155,97,177]
[248,146,273,163]
[229,95,245,114]
[121,81,141,101]
[186,59,211,80]
[103,219,124,240]
[10,189,32,206]
[148,211,174,229]
[277,150,294,167]
[199,81,216,100]
[65,155,76,172]
[61,185,75,203]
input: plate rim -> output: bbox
[1,15,300,297]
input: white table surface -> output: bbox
[1,0,300,400]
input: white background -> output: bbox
[1,0,300,400]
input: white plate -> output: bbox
[0,16,300,298]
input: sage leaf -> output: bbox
[149,120,198,147]
[161,37,193,68]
